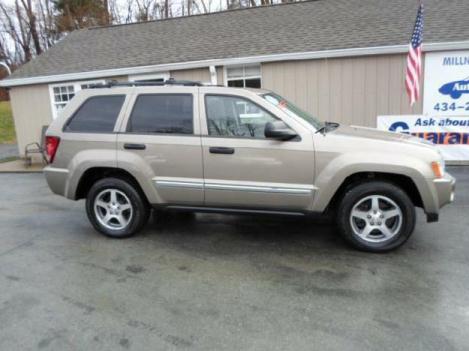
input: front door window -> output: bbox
[205,95,278,139]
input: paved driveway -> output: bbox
[0,168,468,350]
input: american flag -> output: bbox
[405,1,424,106]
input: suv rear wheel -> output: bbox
[86,177,150,238]
[337,181,416,252]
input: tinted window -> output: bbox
[205,95,278,138]
[65,95,125,133]
[128,94,193,134]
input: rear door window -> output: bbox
[65,95,125,133]
[127,94,193,134]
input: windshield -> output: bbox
[261,93,324,130]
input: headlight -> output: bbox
[431,161,445,178]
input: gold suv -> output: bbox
[43,80,455,252]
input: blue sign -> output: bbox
[378,115,469,160]
[389,121,410,133]
[439,78,469,99]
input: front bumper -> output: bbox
[426,172,455,222]
[434,173,456,208]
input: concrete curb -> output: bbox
[0,159,44,173]
[0,170,43,174]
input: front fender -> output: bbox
[311,151,437,213]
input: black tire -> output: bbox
[337,181,416,253]
[85,177,150,238]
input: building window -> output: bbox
[225,65,261,88]
[49,80,104,119]
[52,85,75,111]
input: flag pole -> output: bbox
[405,0,424,106]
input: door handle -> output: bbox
[209,147,235,155]
[124,143,146,150]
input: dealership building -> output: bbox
[1,0,469,159]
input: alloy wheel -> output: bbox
[94,189,133,230]
[349,195,403,243]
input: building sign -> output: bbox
[377,115,469,161]
[423,51,469,116]
[378,51,469,161]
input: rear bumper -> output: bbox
[426,173,455,222]
[44,166,69,197]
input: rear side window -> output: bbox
[65,95,125,133]
[127,94,193,134]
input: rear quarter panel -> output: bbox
[45,88,132,199]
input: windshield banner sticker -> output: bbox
[377,115,469,161]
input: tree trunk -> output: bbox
[103,0,111,24]
[15,0,32,61]
[21,0,42,55]
[200,0,208,13]
[64,3,73,30]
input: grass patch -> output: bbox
[0,101,16,144]
[0,156,19,163]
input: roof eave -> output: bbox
[2,41,469,87]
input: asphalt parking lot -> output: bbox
[1,167,469,350]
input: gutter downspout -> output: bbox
[209,66,217,85]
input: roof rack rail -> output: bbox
[88,78,204,88]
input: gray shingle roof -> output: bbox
[7,0,469,80]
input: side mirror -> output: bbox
[264,121,298,141]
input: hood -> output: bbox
[329,125,435,149]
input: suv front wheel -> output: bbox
[337,181,416,252]
[86,177,150,238]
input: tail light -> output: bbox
[45,136,60,164]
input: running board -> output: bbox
[156,205,308,217]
